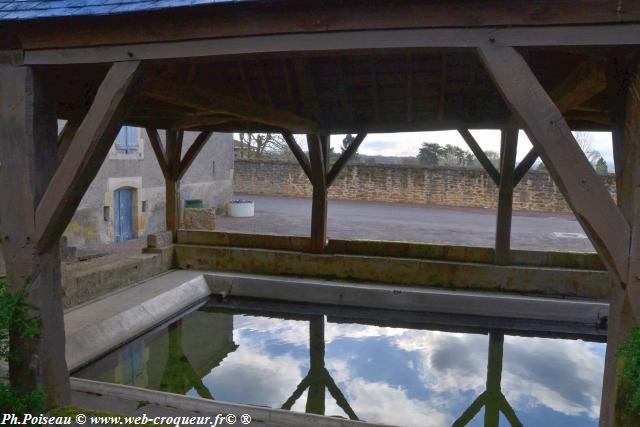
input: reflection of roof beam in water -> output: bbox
[453,332,523,427]
[159,320,214,399]
[280,316,358,420]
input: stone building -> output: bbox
[62,127,234,246]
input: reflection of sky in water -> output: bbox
[77,308,605,427]
[193,315,604,427]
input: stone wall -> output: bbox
[234,159,617,213]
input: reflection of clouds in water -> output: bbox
[204,324,305,408]
[502,336,603,419]
[228,315,603,422]
[342,379,451,427]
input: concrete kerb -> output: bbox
[71,378,395,427]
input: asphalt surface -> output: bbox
[216,194,595,253]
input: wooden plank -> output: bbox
[326,133,367,188]
[458,128,500,186]
[23,24,640,65]
[282,132,312,182]
[307,134,328,253]
[178,131,213,180]
[495,125,518,264]
[477,44,630,285]
[0,64,70,407]
[35,60,142,253]
[145,127,170,180]
[513,147,538,188]
[141,78,318,133]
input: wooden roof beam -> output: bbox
[141,78,318,133]
[23,24,640,65]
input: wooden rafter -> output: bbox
[56,118,81,162]
[513,147,538,187]
[35,60,142,253]
[145,127,170,180]
[141,78,318,133]
[458,128,501,186]
[293,59,324,125]
[178,131,213,180]
[326,133,367,187]
[513,59,609,182]
[282,132,312,181]
[477,44,630,286]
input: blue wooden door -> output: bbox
[114,188,134,242]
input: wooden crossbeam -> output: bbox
[35,61,142,253]
[282,132,312,181]
[477,44,630,286]
[326,133,367,187]
[141,79,318,133]
[178,131,213,180]
[458,128,501,186]
[24,24,640,65]
[145,127,170,180]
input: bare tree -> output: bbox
[237,133,292,159]
[574,131,601,164]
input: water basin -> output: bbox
[75,298,605,427]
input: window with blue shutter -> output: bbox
[115,126,139,154]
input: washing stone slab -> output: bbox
[65,270,209,370]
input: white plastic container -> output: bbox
[227,200,255,217]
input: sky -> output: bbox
[327,130,615,169]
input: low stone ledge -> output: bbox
[176,244,610,299]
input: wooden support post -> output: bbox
[165,130,183,241]
[600,58,640,427]
[495,125,518,264]
[307,134,328,253]
[0,64,70,408]
[477,44,630,288]
[147,128,213,240]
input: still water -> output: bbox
[75,300,605,426]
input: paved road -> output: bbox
[216,194,595,252]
